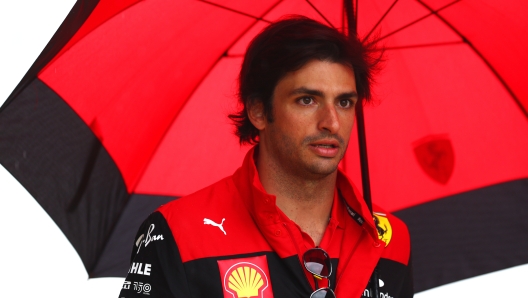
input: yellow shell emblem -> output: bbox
[373,212,392,247]
[228,266,264,297]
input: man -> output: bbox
[119,16,412,298]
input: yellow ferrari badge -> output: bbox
[373,212,392,247]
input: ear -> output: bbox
[247,100,267,130]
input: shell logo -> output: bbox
[223,262,269,298]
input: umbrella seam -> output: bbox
[305,0,335,28]
[199,0,273,23]
[383,40,465,50]
[416,0,528,119]
[370,0,461,45]
[363,0,399,41]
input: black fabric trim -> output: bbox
[0,78,128,274]
[1,0,99,112]
[120,211,193,297]
[395,178,528,292]
[362,258,413,298]
[121,212,315,297]
[91,194,176,277]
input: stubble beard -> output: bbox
[270,130,347,180]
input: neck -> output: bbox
[255,147,337,245]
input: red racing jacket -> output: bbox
[119,148,413,298]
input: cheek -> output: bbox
[276,110,310,133]
[340,115,356,137]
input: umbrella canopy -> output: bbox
[1,0,527,292]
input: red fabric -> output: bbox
[43,0,141,70]
[37,0,528,212]
[278,190,344,251]
[276,190,343,289]
[158,146,410,296]
[429,0,528,111]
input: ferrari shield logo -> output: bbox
[413,135,455,184]
[218,256,274,298]
[373,212,392,247]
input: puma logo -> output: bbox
[203,218,226,235]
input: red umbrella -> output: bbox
[1,0,527,293]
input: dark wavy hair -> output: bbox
[229,15,381,144]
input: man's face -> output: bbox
[258,59,358,179]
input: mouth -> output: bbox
[308,140,340,157]
[312,144,337,148]
[309,140,340,148]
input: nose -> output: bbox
[317,103,340,134]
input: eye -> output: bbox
[338,99,353,108]
[298,96,314,105]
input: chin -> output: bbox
[305,162,339,178]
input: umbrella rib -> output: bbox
[370,0,460,45]
[339,0,357,172]
[363,0,399,41]
[220,0,284,56]
[305,0,335,28]
[130,1,284,192]
[355,0,358,30]
[341,1,346,34]
[382,40,464,51]
[416,0,528,118]
[199,0,272,23]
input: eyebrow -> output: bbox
[290,87,358,99]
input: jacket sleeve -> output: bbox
[118,211,191,298]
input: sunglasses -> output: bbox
[303,248,336,298]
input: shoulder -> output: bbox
[373,204,411,266]
[158,176,238,219]
[156,175,243,237]
[151,175,268,261]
